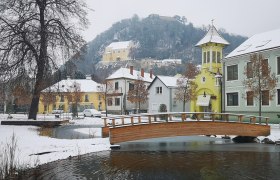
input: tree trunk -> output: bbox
[28,3,47,120]
[28,70,44,120]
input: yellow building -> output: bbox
[102,41,134,62]
[38,76,105,114]
[190,24,229,114]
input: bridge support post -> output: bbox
[154,115,157,122]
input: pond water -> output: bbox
[27,136,280,180]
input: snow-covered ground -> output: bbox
[0,114,110,168]
[0,113,279,169]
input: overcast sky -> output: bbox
[83,0,280,42]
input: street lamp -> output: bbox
[215,69,223,114]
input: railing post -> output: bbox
[103,118,107,127]
[211,113,215,122]
[148,115,152,124]
[181,113,186,122]
[238,115,243,123]
[197,113,200,121]
[112,118,115,128]
[130,116,134,125]
[169,114,172,122]
[265,117,269,125]
[138,116,141,124]
[225,114,229,122]
[121,117,124,125]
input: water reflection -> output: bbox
[28,136,280,180]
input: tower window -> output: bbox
[203,52,206,64]
[217,52,221,63]
[212,51,216,63]
[207,51,210,63]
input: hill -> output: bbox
[70,14,247,78]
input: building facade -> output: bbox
[102,41,134,62]
[148,76,187,113]
[38,76,105,114]
[106,66,154,114]
[190,24,229,114]
[224,28,280,120]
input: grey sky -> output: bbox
[83,0,280,42]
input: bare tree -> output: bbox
[65,82,83,117]
[127,77,149,113]
[41,88,57,114]
[0,0,89,119]
[98,81,115,116]
[243,53,278,117]
[175,63,199,111]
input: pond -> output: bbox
[27,136,280,180]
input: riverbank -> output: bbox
[0,114,280,169]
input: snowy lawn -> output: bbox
[0,114,110,169]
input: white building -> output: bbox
[106,66,154,114]
[148,75,188,113]
[224,28,280,120]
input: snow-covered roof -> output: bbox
[157,76,179,87]
[196,25,229,46]
[226,28,280,58]
[106,67,154,82]
[106,41,132,50]
[42,79,102,93]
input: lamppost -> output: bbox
[215,69,223,114]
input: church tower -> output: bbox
[190,22,229,114]
[195,22,229,73]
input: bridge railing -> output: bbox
[102,112,269,128]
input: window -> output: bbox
[217,52,221,63]
[262,59,268,76]
[227,92,238,106]
[156,87,162,94]
[44,105,47,111]
[115,82,119,90]
[107,98,112,106]
[129,83,134,90]
[212,51,216,63]
[247,62,253,78]
[262,90,269,105]
[203,52,206,64]
[115,98,120,106]
[227,65,238,81]
[277,57,280,75]
[277,89,280,105]
[98,95,101,101]
[207,51,210,63]
[53,104,56,110]
[85,94,89,102]
[60,95,64,102]
[246,91,254,106]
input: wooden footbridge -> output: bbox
[101,112,270,145]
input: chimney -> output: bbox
[130,66,133,75]
[141,68,144,77]
[150,69,153,79]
